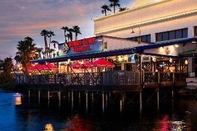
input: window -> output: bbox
[194,26,197,36]
[128,34,151,43]
[156,28,188,42]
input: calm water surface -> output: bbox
[0,91,197,131]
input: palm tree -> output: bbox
[101,5,111,16]
[40,29,49,48]
[61,26,69,44]
[73,25,82,40]
[109,0,120,13]
[47,31,55,48]
[68,28,74,41]
[2,57,13,74]
[14,36,36,74]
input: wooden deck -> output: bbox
[14,71,187,93]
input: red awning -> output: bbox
[71,61,81,69]
[28,63,57,71]
[92,58,115,68]
[45,62,58,70]
[71,60,94,69]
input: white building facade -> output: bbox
[94,0,197,74]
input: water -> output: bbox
[0,92,197,131]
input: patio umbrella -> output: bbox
[80,60,94,69]
[92,58,115,68]
[45,62,58,70]
[28,63,46,71]
[71,61,81,69]
[71,60,94,69]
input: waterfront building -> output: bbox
[14,0,197,112]
[94,0,197,76]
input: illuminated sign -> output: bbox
[68,37,95,52]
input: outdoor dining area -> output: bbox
[17,58,125,87]
[15,54,188,89]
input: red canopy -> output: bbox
[92,58,115,68]
[71,61,81,69]
[45,62,57,70]
[28,63,57,71]
[71,60,94,69]
[81,60,94,68]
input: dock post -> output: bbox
[28,90,31,103]
[38,90,40,104]
[78,92,81,103]
[105,92,108,108]
[102,92,105,113]
[172,87,174,99]
[28,90,31,99]
[47,90,50,107]
[120,99,123,113]
[91,92,94,103]
[85,91,88,113]
[68,91,70,101]
[71,90,74,110]
[58,91,61,107]
[157,88,160,111]
[139,89,142,113]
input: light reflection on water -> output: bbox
[0,92,196,131]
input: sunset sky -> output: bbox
[0,0,155,60]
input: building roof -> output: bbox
[31,37,197,63]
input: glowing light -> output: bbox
[169,58,172,63]
[44,124,54,131]
[185,60,188,65]
[152,57,156,62]
[14,93,22,105]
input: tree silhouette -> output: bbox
[15,36,36,74]
[61,26,69,44]
[109,0,120,13]
[101,5,111,16]
[73,25,82,40]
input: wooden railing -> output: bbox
[15,71,140,86]
[15,71,187,87]
[143,72,187,84]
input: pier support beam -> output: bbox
[71,91,74,110]
[105,92,108,108]
[28,90,31,99]
[28,90,31,103]
[47,90,50,106]
[139,90,142,113]
[85,91,88,113]
[172,87,174,99]
[38,90,40,104]
[102,92,105,113]
[157,88,160,111]
[58,91,61,107]
[91,92,94,103]
[78,92,81,103]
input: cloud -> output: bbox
[0,0,132,60]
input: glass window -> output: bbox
[169,31,175,40]
[146,35,151,43]
[194,26,197,36]
[162,32,169,41]
[182,28,188,38]
[156,33,162,42]
[175,29,182,39]
[128,34,151,43]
